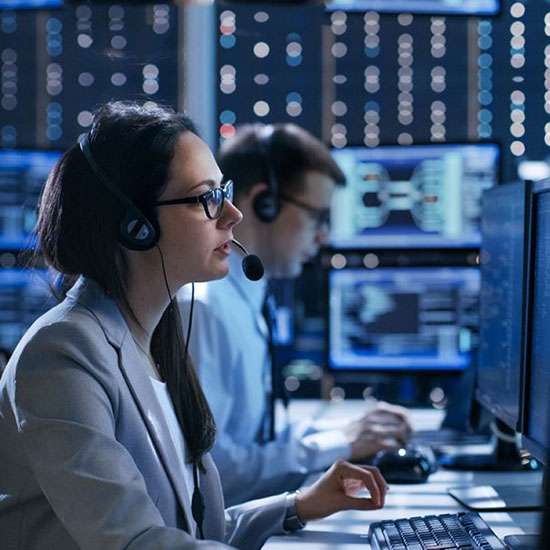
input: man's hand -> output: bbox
[345,401,412,461]
[294,460,388,523]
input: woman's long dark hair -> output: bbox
[36,101,216,464]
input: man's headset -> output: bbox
[252,125,280,223]
[79,134,159,252]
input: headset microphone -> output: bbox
[231,239,264,281]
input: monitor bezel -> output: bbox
[474,180,531,433]
[520,178,550,466]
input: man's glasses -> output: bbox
[156,180,234,220]
[279,192,330,229]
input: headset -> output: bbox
[252,124,280,223]
[78,133,159,251]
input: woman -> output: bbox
[0,101,387,550]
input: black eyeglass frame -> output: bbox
[278,192,331,228]
[155,180,234,220]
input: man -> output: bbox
[179,123,410,506]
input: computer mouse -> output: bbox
[372,445,437,484]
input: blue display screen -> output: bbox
[0,150,61,250]
[329,266,480,371]
[526,189,550,461]
[327,0,500,15]
[331,144,500,249]
[476,182,526,430]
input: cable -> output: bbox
[155,245,204,538]
[155,245,172,301]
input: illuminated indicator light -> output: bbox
[510,141,525,156]
[253,101,270,117]
[510,2,525,17]
[286,102,302,117]
[220,124,235,139]
[111,73,127,86]
[330,254,347,269]
[254,12,269,23]
[363,253,379,269]
[254,74,269,85]
[511,90,525,104]
[220,110,236,124]
[253,42,270,58]
[332,101,347,117]
[77,111,93,127]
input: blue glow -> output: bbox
[220,34,236,49]
[327,0,500,15]
[286,56,302,67]
[478,53,493,68]
[0,0,62,6]
[365,46,381,58]
[364,101,380,112]
[286,92,302,103]
[219,110,236,124]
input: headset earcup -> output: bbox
[117,207,159,251]
[253,190,280,223]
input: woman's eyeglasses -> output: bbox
[156,180,234,220]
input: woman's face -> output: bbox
[155,132,243,287]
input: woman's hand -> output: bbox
[294,460,389,523]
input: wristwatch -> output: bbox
[282,490,306,532]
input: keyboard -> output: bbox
[368,511,507,550]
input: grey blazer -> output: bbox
[0,278,287,550]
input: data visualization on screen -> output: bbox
[327,0,500,14]
[330,144,500,249]
[476,182,528,431]
[523,180,550,465]
[328,267,480,371]
[0,150,59,351]
[0,150,60,250]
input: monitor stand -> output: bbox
[439,421,537,472]
[447,483,543,512]
[444,428,543,511]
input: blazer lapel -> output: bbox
[67,279,196,536]
[117,334,196,536]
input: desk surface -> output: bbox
[265,400,543,549]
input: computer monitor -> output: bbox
[521,179,550,467]
[447,181,543,513]
[476,182,530,433]
[328,265,480,372]
[326,0,500,15]
[0,1,62,6]
[0,149,60,352]
[330,143,500,249]
[0,149,61,250]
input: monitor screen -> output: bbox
[0,150,60,352]
[328,266,480,371]
[522,180,550,465]
[326,0,500,15]
[476,182,528,432]
[330,144,500,249]
[0,150,61,250]
[0,1,62,6]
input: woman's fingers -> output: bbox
[334,461,387,508]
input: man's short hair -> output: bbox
[217,123,346,202]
